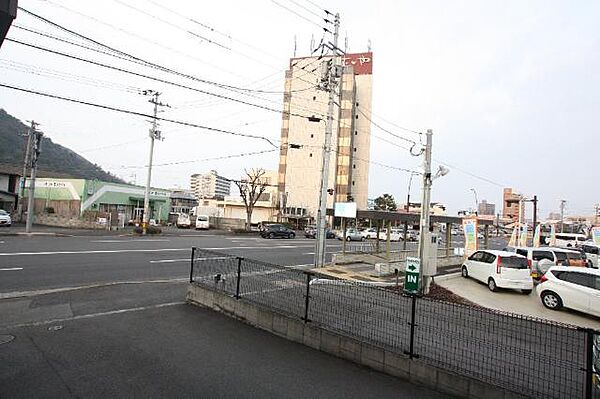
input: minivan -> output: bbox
[581,243,600,268]
[554,233,587,248]
[461,250,533,293]
[195,215,210,230]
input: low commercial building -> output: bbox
[0,164,19,213]
[23,178,170,224]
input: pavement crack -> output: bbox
[26,333,80,399]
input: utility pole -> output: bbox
[469,188,478,215]
[142,91,167,234]
[532,195,538,243]
[559,199,566,233]
[314,12,340,268]
[25,128,43,233]
[403,172,416,250]
[17,121,37,222]
[418,130,433,293]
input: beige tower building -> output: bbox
[278,52,373,220]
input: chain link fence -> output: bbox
[190,247,599,399]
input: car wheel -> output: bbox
[361,236,365,241]
[521,289,532,295]
[346,236,351,241]
[487,278,497,292]
[541,291,563,310]
[461,266,468,278]
[268,233,275,239]
[289,233,295,239]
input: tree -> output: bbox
[374,193,397,211]
[233,168,269,231]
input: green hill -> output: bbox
[0,108,124,183]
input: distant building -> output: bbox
[190,170,230,200]
[547,212,561,221]
[0,164,20,213]
[169,190,197,215]
[277,52,373,219]
[478,200,496,216]
[402,202,447,216]
[223,170,280,225]
[502,188,524,222]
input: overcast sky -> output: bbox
[1,0,599,218]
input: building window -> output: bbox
[353,164,356,169]
[354,131,358,136]
[356,102,359,107]
[309,153,313,157]
[355,114,359,119]
[352,181,355,186]
[313,96,316,100]
[310,134,314,138]
[353,147,357,152]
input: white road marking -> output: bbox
[0,267,23,271]
[150,258,189,264]
[91,239,170,243]
[179,234,218,237]
[6,301,185,329]
[302,252,315,255]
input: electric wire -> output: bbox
[270,0,329,31]
[0,82,279,148]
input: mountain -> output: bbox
[0,108,124,183]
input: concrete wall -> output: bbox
[186,284,526,399]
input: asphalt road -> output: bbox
[0,230,507,296]
[0,284,444,399]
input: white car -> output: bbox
[0,210,12,227]
[536,266,600,317]
[581,242,600,268]
[195,214,209,230]
[361,228,378,239]
[461,250,533,293]
[378,228,402,242]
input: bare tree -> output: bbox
[233,168,269,231]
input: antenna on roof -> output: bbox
[310,34,314,54]
[293,35,297,57]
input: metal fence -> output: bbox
[189,247,600,399]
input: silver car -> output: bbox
[339,227,364,241]
[0,210,11,227]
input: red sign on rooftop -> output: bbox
[342,52,372,75]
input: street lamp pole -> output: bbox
[403,172,417,250]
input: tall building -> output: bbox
[190,170,230,200]
[278,52,373,219]
[502,188,524,222]
[478,200,496,216]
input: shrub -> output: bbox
[133,226,162,235]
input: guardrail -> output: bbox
[189,247,600,399]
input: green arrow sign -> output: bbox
[404,257,421,295]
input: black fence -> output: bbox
[189,247,600,399]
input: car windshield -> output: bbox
[554,252,567,261]
[566,252,582,260]
[198,216,208,221]
[0,210,7,215]
[499,256,529,269]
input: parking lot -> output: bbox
[437,273,600,330]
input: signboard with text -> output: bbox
[404,257,420,295]
[462,217,478,256]
[334,202,357,218]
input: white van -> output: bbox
[554,233,587,248]
[195,215,210,230]
[176,213,191,228]
[581,242,600,268]
[461,250,533,293]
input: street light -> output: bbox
[469,188,478,215]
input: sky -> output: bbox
[0,0,599,219]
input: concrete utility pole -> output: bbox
[314,12,340,268]
[25,128,43,233]
[418,130,433,293]
[142,91,167,234]
[559,199,566,233]
[17,120,37,222]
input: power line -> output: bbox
[432,158,507,188]
[270,0,329,31]
[119,148,278,169]
[285,0,326,21]
[0,82,279,148]
[5,38,324,119]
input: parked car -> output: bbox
[361,227,378,239]
[536,266,600,317]
[260,224,295,239]
[461,250,533,293]
[195,215,210,230]
[338,227,364,241]
[554,233,587,248]
[582,242,600,268]
[176,213,191,228]
[0,210,11,227]
[304,226,335,239]
[550,247,587,267]
[378,228,402,242]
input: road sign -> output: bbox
[404,257,420,295]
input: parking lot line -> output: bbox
[0,267,23,271]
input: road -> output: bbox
[0,230,449,398]
[0,231,505,295]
